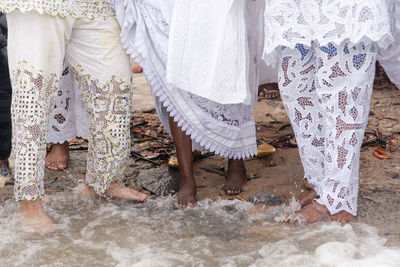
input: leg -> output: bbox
[295,41,377,223]
[7,11,67,232]
[278,44,324,191]
[66,17,146,201]
[0,46,12,174]
[311,40,377,217]
[168,116,197,208]
[220,159,247,195]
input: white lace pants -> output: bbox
[278,40,377,215]
[7,11,132,201]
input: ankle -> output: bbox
[20,199,43,211]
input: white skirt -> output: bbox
[110,0,265,159]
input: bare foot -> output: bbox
[19,200,55,233]
[81,184,148,201]
[220,159,247,196]
[258,83,280,99]
[299,189,319,207]
[293,201,354,224]
[131,62,143,73]
[45,142,69,170]
[176,175,197,209]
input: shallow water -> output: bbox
[1,188,400,267]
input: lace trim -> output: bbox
[115,0,257,159]
[0,0,114,20]
[263,0,394,63]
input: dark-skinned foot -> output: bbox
[299,189,319,207]
[176,176,197,209]
[220,159,247,196]
[290,201,354,224]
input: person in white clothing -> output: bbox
[263,0,393,223]
[1,0,148,232]
[109,0,265,207]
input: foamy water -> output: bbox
[1,189,399,267]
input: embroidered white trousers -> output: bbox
[7,11,132,200]
[278,40,377,215]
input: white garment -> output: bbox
[379,0,400,89]
[7,10,132,200]
[111,0,263,159]
[46,62,89,144]
[278,40,377,216]
[0,0,113,20]
[166,0,251,105]
[263,0,394,63]
[259,61,278,84]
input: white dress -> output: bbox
[110,0,265,159]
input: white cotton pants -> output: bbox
[7,11,132,200]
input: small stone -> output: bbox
[249,189,281,206]
[135,167,179,196]
[392,174,400,179]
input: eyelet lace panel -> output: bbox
[0,0,114,20]
[278,40,377,215]
[264,0,393,63]
[11,62,58,201]
[72,65,132,195]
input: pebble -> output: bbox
[249,189,281,206]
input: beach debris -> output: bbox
[247,172,260,181]
[257,140,276,157]
[389,137,400,152]
[269,134,297,148]
[0,177,9,188]
[249,189,281,206]
[129,111,175,165]
[201,167,227,177]
[167,151,215,168]
[373,147,392,159]
[136,167,179,196]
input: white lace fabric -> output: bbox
[111,0,263,159]
[278,40,377,215]
[264,0,394,62]
[0,0,114,19]
[8,12,132,201]
[46,62,89,144]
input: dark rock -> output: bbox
[249,189,281,206]
[135,167,179,196]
